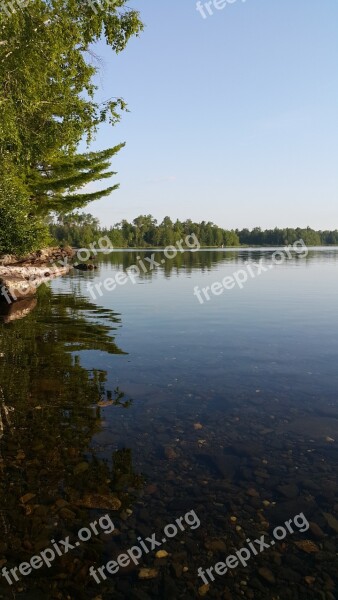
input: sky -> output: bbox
[84,0,338,230]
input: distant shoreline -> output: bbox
[70,245,338,251]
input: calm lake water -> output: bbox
[0,248,338,599]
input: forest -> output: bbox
[49,213,338,248]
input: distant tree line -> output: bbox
[49,214,338,248]
[235,226,338,247]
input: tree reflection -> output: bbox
[0,286,143,598]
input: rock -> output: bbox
[196,453,240,479]
[59,507,76,520]
[145,484,158,495]
[20,493,36,504]
[0,261,72,302]
[74,263,97,271]
[258,567,275,584]
[276,484,299,499]
[323,512,338,533]
[73,461,89,475]
[198,584,210,596]
[0,246,74,267]
[309,522,325,539]
[204,538,227,552]
[168,498,195,512]
[172,562,183,578]
[55,499,69,509]
[254,470,269,480]
[247,488,260,498]
[75,493,121,511]
[294,540,320,554]
[155,550,169,559]
[225,442,261,457]
[267,497,317,524]
[194,423,203,430]
[164,447,178,460]
[138,568,159,580]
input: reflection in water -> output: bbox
[1,251,338,598]
[0,297,38,324]
[94,247,336,279]
[0,286,143,598]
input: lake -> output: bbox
[0,248,337,599]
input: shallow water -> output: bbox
[0,249,338,599]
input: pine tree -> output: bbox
[26,144,125,215]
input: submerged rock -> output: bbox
[138,568,159,580]
[74,263,97,270]
[75,493,121,510]
[323,512,338,533]
[258,567,276,584]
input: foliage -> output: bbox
[26,144,125,215]
[50,213,338,249]
[0,1,142,168]
[50,213,241,247]
[236,226,327,246]
[0,171,51,255]
[0,0,143,252]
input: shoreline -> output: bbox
[0,247,74,304]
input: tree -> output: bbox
[26,145,125,215]
[0,170,51,255]
[0,2,142,168]
[0,1,143,253]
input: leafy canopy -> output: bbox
[0,0,143,168]
[0,1,143,253]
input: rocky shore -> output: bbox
[0,247,74,304]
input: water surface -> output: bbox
[0,249,337,599]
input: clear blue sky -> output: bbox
[85,0,338,230]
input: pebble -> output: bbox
[198,584,210,596]
[258,567,276,584]
[155,550,169,558]
[138,568,159,580]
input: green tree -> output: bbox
[0,1,143,254]
[0,171,51,254]
[26,145,125,215]
[0,2,142,168]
